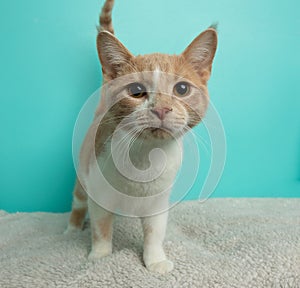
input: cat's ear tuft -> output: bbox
[182,28,218,77]
[208,22,218,31]
[97,31,134,79]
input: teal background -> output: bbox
[0,0,299,212]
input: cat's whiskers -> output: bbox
[115,127,144,170]
[98,113,144,128]
[180,125,211,156]
[97,114,136,128]
[125,128,145,167]
[100,125,142,171]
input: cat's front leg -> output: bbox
[88,198,114,260]
[141,211,173,274]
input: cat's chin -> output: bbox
[140,127,180,140]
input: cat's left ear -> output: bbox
[182,28,218,78]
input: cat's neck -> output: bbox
[129,133,183,167]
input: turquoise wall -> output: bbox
[0,0,299,212]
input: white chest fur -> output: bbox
[97,135,183,198]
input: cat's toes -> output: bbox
[88,247,112,261]
[147,260,174,274]
[63,225,81,235]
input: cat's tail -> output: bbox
[98,0,115,34]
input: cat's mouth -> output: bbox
[151,126,172,133]
[142,126,174,139]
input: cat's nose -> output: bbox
[150,107,172,120]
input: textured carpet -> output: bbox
[0,199,299,288]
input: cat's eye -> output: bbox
[127,82,147,98]
[173,82,190,97]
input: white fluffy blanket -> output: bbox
[0,199,299,288]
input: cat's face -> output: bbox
[97,29,217,139]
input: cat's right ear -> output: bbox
[182,28,218,79]
[97,31,134,79]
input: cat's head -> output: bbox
[96,29,217,139]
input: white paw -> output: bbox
[147,260,174,274]
[63,225,81,235]
[88,247,112,261]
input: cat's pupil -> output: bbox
[178,84,187,93]
[174,82,190,96]
[128,82,147,98]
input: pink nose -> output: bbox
[151,107,172,120]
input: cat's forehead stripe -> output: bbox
[153,67,161,91]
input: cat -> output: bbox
[66,0,217,274]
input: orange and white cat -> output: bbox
[66,0,217,274]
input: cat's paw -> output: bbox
[88,247,112,261]
[63,225,81,235]
[147,260,174,274]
